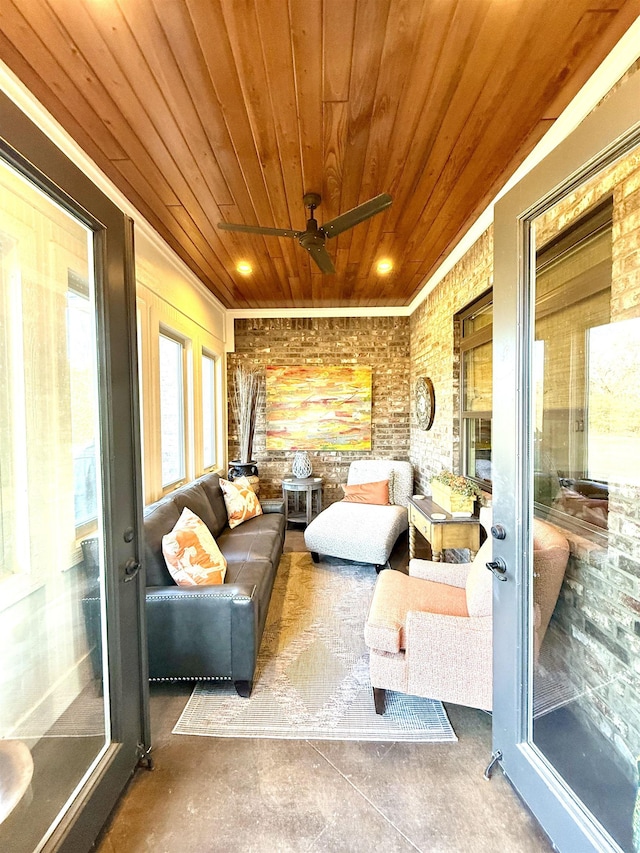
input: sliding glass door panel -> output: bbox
[0,91,147,852]
[492,71,640,853]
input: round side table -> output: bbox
[282,477,323,525]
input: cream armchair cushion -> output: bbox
[365,570,468,654]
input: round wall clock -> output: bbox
[415,376,435,430]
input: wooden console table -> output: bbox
[408,496,480,561]
[282,477,323,525]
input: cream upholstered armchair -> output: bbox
[364,513,569,713]
[304,460,413,570]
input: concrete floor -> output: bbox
[94,528,552,853]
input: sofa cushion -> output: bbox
[144,499,182,586]
[171,482,219,538]
[162,507,227,586]
[342,480,390,505]
[365,570,469,654]
[197,473,230,538]
[217,512,286,568]
[220,477,263,529]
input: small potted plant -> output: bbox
[430,470,483,514]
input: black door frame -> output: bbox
[0,91,149,852]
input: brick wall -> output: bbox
[409,228,493,494]
[228,317,411,504]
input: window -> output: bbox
[460,293,493,485]
[533,199,613,533]
[137,287,225,504]
[202,352,216,469]
[67,272,98,531]
[159,332,186,488]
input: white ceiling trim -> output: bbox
[229,305,411,319]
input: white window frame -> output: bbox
[135,272,227,506]
[201,349,218,472]
[459,291,493,488]
[158,326,190,493]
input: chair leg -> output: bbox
[310,551,320,564]
[373,687,386,715]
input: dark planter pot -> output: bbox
[228,460,259,480]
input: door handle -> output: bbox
[486,558,508,581]
[124,559,142,583]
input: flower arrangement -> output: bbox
[431,470,484,501]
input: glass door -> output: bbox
[492,72,640,852]
[0,94,147,851]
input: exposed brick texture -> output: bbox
[228,317,411,505]
[409,228,493,495]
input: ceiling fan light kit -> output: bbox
[218,192,392,275]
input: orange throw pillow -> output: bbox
[342,479,390,506]
[219,477,263,529]
[162,507,227,586]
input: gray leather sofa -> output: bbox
[143,473,286,697]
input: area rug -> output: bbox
[173,552,457,742]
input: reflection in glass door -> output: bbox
[492,68,640,853]
[530,151,640,852]
[0,157,109,850]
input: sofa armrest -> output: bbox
[145,583,258,681]
[408,559,471,587]
[260,498,285,514]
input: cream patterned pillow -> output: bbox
[219,477,263,529]
[162,507,227,586]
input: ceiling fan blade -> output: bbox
[321,193,393,239]
[217,221,300,238]
[300,241,336,274]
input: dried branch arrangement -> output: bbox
[231,366,260,463]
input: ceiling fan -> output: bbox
[217,192,392,274]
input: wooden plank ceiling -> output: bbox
[0,0,637,309]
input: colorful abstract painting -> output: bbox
[266,365,372,451]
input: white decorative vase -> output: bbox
[292,451,312,479]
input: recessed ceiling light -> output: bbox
[236,261,253,275]
[376,259,393,274]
